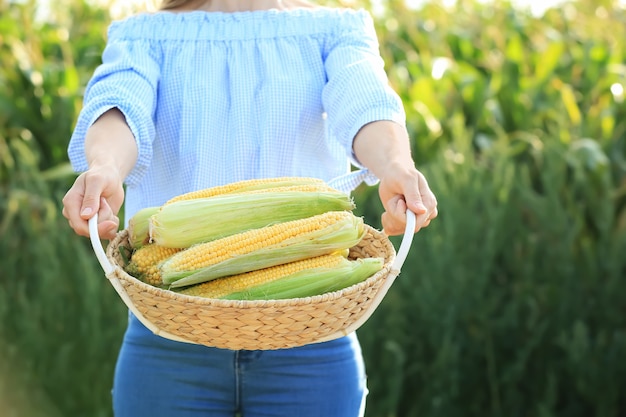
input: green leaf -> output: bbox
[535,41,564,84]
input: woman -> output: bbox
[62,1,438,415]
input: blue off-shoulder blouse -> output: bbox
[68,7,405,223]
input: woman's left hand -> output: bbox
[377,168,438,236]
[351,120,438,236]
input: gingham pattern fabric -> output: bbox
[67,8,405,224]
[328,168,379,194]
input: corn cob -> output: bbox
[176,251,349,299]
[127,206,160,249]
[164,177,326,205]
[162,210,366,288]
[150,190,354,248]
[222,257,384,300]
[125,244,182,286]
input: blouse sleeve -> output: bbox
[322,11,406,161]
[67,30,160,187]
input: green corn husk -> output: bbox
[150,190,355,248]
[222,257,385,300]
[127,206,160,249]
[163,212,366,288]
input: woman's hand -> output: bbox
[377,165,437,236]
[352,120,438,236]
[62,108,138,240]
[62,165,125,240]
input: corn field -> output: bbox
[1,0,625,416]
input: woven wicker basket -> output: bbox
[89,210,416,350]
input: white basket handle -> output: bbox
[88,214,114,275]
[392,208,416,271]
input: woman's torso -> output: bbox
[66,6,404,221]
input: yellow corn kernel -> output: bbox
[177,252,347,299]
[242,183,341,195]
[125,244,182,286]
[165,177,326,205]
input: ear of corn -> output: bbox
[162,211,366,288]
[124,244,182,286]
[222,257,384,300]
[175,251,350,299]
[127,206,160,249]
[150,190,354,248]
[164,177,326,205]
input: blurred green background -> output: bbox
[1,0,625,416]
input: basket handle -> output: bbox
[88,214,114,275]
[392,208,416,271]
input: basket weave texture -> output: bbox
[104,224,396,350]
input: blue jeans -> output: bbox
[112,313,368,417]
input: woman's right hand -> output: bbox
[62,165,125,240]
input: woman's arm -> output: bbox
[62,108,138,239]
[353,120,438,236]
